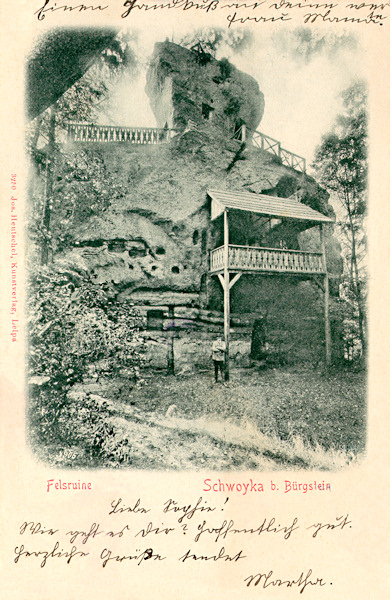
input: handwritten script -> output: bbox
[12,495,352,591]
[34,0,390,27]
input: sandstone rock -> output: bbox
[146,42,265,137]
[45,40,344,368]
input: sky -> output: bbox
[98,28,366,170]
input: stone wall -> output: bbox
[142,332,252,374]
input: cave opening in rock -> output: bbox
[147,309,164,330]
[202,102,215,121]
[109,239,127,252]
[128,246,147,258]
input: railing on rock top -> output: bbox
[210,245,324,275]
[233,125,306,173]
[67,123,175,144]
[67,122,306,172]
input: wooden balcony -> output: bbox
[210,245,325,275]
[67,123,174,144]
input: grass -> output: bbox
[132,366,366,451]
[34,364,366,471]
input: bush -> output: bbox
[28,264,145,386]
[29,389,133,467]
[28,263,146,459]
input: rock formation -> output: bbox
[32,41,344,369]
[145,42,265,136]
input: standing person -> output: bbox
[212,336,226,383]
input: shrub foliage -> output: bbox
[28,263,145,464]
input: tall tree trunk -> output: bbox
[347,206,366,357]
[31,114,43,152]
[41,105,57,265]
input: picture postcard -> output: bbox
[1,1,389,598]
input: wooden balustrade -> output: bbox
[68,123,306,171]
[67,123,174,144]
[210,245,324,275]
[233,125,306,173]
[280,147,306,172]
[252,130,281,155]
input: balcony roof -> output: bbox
[208,189,334,223]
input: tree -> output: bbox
[27,30,137,264]
[313,81,367,360]
[26,29,135,119]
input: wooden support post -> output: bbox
[320,224,331,366]
[224,209,230,381]
[229,272,242,290]
[167,305,175,375]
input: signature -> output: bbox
[244,569,327,593]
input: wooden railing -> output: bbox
[210,245,324,275]
[67,122,305,171]
[67,123,175,144]
[233,125,306,173]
